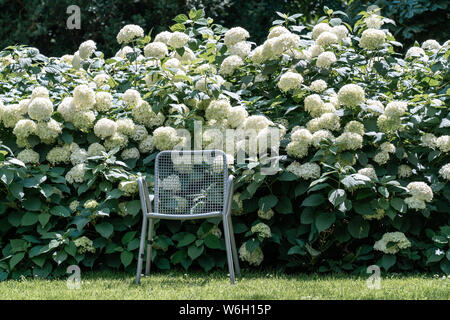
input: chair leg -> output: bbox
[227,215,240,277]
[145,219,154,276]
[222,215,235,284]
[135,216,148,284]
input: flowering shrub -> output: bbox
[0,8,449,280]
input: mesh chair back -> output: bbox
[154,150,227,216]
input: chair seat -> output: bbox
[145,211,223,220]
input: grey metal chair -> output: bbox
[135,149,240,284]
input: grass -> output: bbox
[0,270,448,300]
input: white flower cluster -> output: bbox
[205,99,231,121]
[316,31,338,46]
[132,100,165,128]
[377,100,407,133]
[374,232,411,254]
[358,167,378,180]
[337,84,365,108]
[344,121,365,136]
[117,24,144,44]
[251,223,272,239]
[306,112,341,133]
[278,71,303,92]
[121,147,140,160]
[229,41,252,58]
[304,94,330,117]
[439,164,450,180]
[311,129,335,147]
[65,163,87,184]
[79,40,96,60]
[286,161,321,180]
[421,40,441,51]
[359,29,386,50]
[436,135,450,153]
[118,180,138,196]
[336,132,363,151]
[17,149,40,164]
[153,126,180,150]
[228,106,248,128]
[220,55,244,76]
[398,164,413,178]
[286,128,312,159]
[316,51,336,69]
[405,181,433,211]
[94,118,117,139]
[310,79,327,93]
[168,32,190,49]
[257,208,274,220]
[239,243,263,266]
[405,47,427,60]
[365,14,383,29]
[224,27,250,47]
[144,42,168,59]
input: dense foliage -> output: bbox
[0,7,449,280]
[0,0,448,57]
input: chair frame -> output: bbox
[135,150,240,284]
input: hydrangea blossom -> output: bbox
[78,40,96,60]
[117,24,144,44]
[337,84,365,108]
[239,243,263,266]
[374,232,411,254]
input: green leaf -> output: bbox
[391,198,407,213]
[275,196,293,214]
[21,212,39,226]
[125,200,141,216]
[174,14,188,23]
[302,194,325,207]
[50,205,71,217]
[122,231,137,245]
[380,254,396,271]
[10,252,25,269]
[127,238,140,251]
[300,208,314,224]
[315,212,336,232]
[156,257,170,270]
[10,239,27,253]
[245,238,259,253]
[258,194,278,211]
[177,233,196,247]
[38,213,51,227]
[52,250,68,265]
[187,244,204,260]
[64,241,77,257]
[120,251,133,268]
[204,234,221,249]
[198,255,215,272]
[23,198,41,211]
[171,249,187,264]
[347,216,370,239]
[10,183,24,200]
[95,222,114,238]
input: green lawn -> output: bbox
[0,270,448,300]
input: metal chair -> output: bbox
[135,149,240,284]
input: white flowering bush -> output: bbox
[0,7,448,280]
